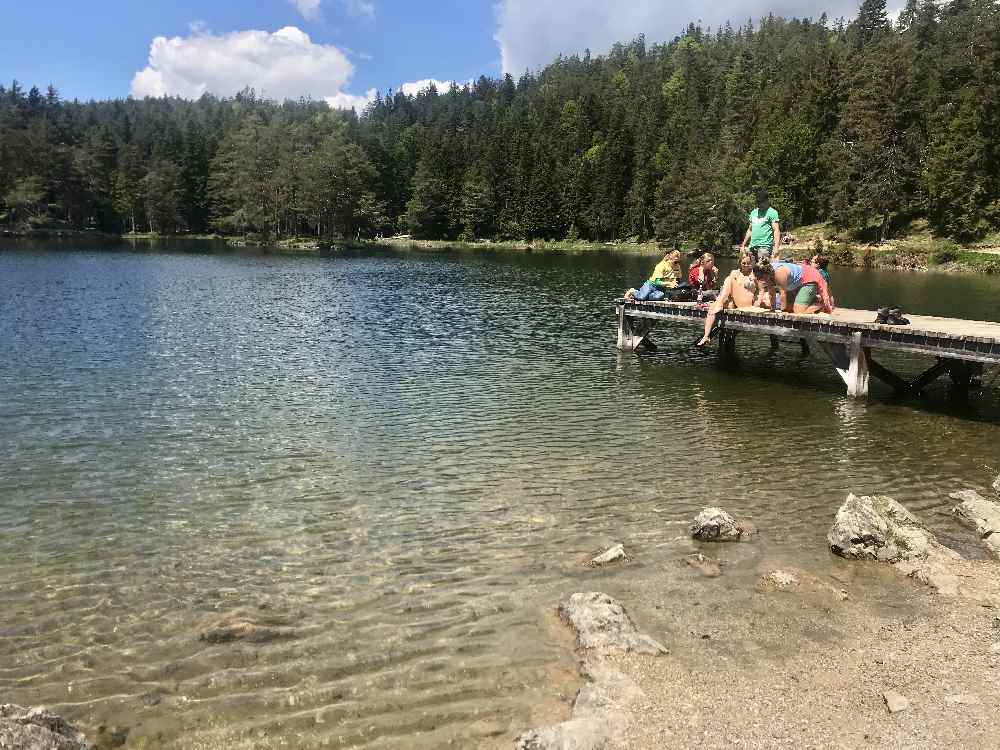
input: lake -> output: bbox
[2,240,999,748]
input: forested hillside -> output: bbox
[1,0,998,247]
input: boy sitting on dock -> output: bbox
[624,249,681,302]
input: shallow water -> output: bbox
[1,241,999,747]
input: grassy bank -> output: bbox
[779,221,1000,275]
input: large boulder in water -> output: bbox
[558,592,667,655]
[690,507,748,542]
[828,494,962,596]
[827,494,940,562]
[950,489,1000,560]
[0,704,92,750]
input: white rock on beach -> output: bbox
[0,704,92,750]
[883,691,910,714]
[950,489,1000,560]
[558,592,668,655]
[690,507,747,542]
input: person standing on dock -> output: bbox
[624,249,682,301]
[741,191,780,264]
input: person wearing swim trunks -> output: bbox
[695,253,766,347]
[624,249,681,302]
[771,261,834,314]
[740,190,780,264]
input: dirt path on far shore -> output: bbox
[609,558,1000,750]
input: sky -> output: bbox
[2,0,883,109]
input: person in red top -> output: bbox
[688,253,718,299]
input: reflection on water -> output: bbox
[1,242,999,747]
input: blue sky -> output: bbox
[2,0,872,106]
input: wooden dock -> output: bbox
[615,299,1000,399]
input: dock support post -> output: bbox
[718,330,738,362]
[820,335,869,398]
[616,307,656,352]
[616,305,628,351]
[947,360,983,400]
[845,332,869,398]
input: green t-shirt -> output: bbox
[748,206,779,248]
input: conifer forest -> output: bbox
[1,0,998,247]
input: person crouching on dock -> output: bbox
[624,249,681,301]
[695,253,767,347]
[771,259,834,314]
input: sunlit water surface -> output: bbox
[2,241,999,747]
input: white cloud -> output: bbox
[131,26,364,103]
[326,88,378,110]
[287,0,375,21]
[289,0,322,21]
[398,78,464,96]
[495,0,865,74]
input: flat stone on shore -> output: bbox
[558,592,668,655]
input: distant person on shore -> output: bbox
[688,253,718,299]
[741,190,780,264]
[771,260,834,314]
[624,249,682,301]
[695,253,767,347]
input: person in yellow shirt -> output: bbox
[625,249,681,301]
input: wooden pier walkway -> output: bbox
[615,299,1000,399]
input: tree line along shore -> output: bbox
[1,0,999,259]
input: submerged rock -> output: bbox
[759,570,800,589]
[690,507,748,542]
[588,543,628,567]
[684,552,722,577]
[827,494,939,561]
[950,489,1000,560]
[196,608,294,644]
[559,592,668,655]
[0,704,92,750]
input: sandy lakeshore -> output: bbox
[510,547,1000,750]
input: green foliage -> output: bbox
[0,0,999,246]
[928,238,960,264]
